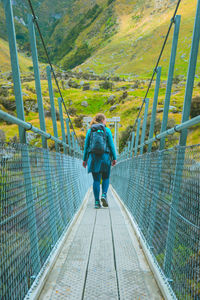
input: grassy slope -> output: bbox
[0,37,32,73]
[76,0,199,79]
[0,75,199,148]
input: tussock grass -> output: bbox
[0,38,32,73]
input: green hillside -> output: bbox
[0,37,32,73]
[0,0,199,77]
[74,0,200,78]
[0,0,199,151]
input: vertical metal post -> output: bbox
[65,118,71,154]
[134,118,141,156]
[164,0,200,278]
[46,67,67,225]
[3,0,41,275]
[58,98,67,155]
[114,121,117,153]
[134,98,149,222]
[75,140,78,157]
[148,15,181,247]
[28,14,47,149]
[116,121,119,154]
[131,117,142,215]
[3,0,26,143]
[71,132,75,155]
[28,14,59,242]
[127,141,130,158]
[140,69,161,227]
[130,131,135,157]
[148,67,162,153]
[140,98,149,155]
[160,15,181,150]
[46,65,59,152]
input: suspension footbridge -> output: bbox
[0,0,200,299]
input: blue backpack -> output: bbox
[90,124,107,155]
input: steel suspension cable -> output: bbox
[26,0,79,145]
[129,0,182,141]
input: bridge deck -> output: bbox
[38,187,162,300]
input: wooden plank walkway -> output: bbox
[38,187,163,300]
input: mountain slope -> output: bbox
[74,0,199,78]
[0,0,198,78]
[0,37,32,73]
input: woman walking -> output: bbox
[83,113,117,208]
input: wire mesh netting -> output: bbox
[111,145,200,300]
[0,143,92,300]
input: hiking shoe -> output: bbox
[101,193,108,207]
[94,200,101,209]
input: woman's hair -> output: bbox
[90,113,106,126]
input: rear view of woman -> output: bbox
[83,113,117,208]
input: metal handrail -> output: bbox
[138,115,200,149]
[0,109,82,154]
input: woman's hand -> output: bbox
[112,160,117,166]
[83,161,87,168]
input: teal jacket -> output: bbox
[83,126,117,173]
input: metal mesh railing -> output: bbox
[0,143,92,300]
[111,144,200,300]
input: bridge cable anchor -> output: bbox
[153,67,158,74]
[155,135,160,141]
[32,15,39,23]
[25,122,33,131]
[171,17,175,24]
[174,125,180,133]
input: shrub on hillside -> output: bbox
[190,96,200,118]
[99,81,114,90]
[78,134,86,149]
[74,114,86,128]
[119,125,133,152]
[68,107,77,116]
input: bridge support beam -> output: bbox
[134,99,149,222]
[58,98,68,155]
[127,141,130,158]
[46,66,59,152]
[134,118,141,156]
[148,67,162,153]
[160,15,181,150]
[131,118,141,213]
[164,0,200,278]
[71,132,75,156]
[65,118,72,155]
[46,66,70,226]
[133,96,149,217]
[130,131,135,158]
[139,68,162,228]
[3,0,41,276]
[140,98,149,155]
[147,15,181,247]
[28,14,61,242]
[28,14,47,149]
[3,0,26,143]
